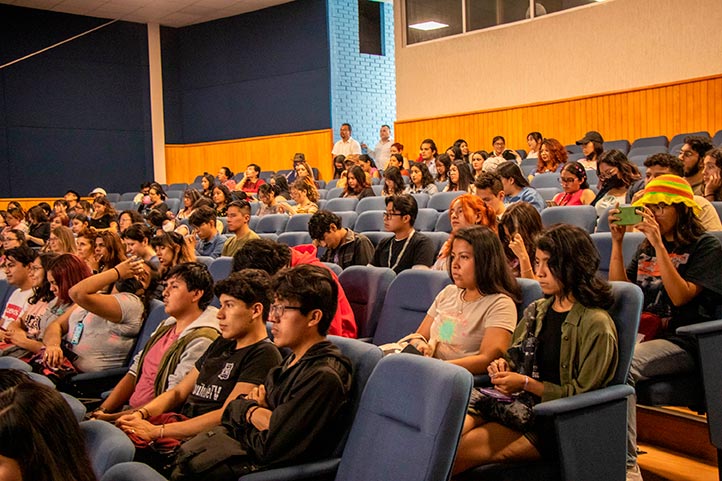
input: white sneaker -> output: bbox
[626,463,644,481]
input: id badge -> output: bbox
[70,322,84,345]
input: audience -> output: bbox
[76,228,99,273]
[256,184,282,216]
[435,153,451,183]
[332,155,346,179]
[592,149,641,217]
[269,174,290,200]
[454,224,617,475]
[1,246,37,329]
[177,188,201,221]
[358,154,381,181]
[121,222,160,268]
[455,138,471,163]
[525,131,543,159]
[151,232,196,296]
[444,159,475,193]
[405,162,439,195]
[50,211,70,229]
[278,179,319,216]
[212,183,232,217]
[552,161,596,206]
[577,130,604,170]
[533,138,567,176]
[485,135,521,171]
[370,194,435,273]
[200,173,216,199]
[139,182,169,219]
[238,163,266,195]
[419,138,439,177]
[679,135,713,196]
[342,165,374,199]
[221,200,259,258]
[25,205,50,248]
[308,210,374,269]
[498,202,544,279]
[95,230,127,274]
[218,166,237,190]
[497,161,546,213]
[89,195,119,231]
[381,166,406,196]
[386,153,408,175]
[70,213,90,235]
[471,150,487,177]
[189,206,225,259]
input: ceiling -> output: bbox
[0,0,295,27]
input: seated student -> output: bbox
[498,202,544,279]
[232,238,357,338]
[435,154,451,183]
[222,200,260,257]
[308,210,374,269]
[332,155,346,180]
[626,152,722,231]
[607,175,722,476]
[358,154,381,181]
[95,230,128,274]
[89,195,119,231]
[269,174,291,201]
[0,252,57,358]
[118,209,145,235]
[189,206,226,259]
[471,150,488,177]
[386,153,409,176]
[42,256,154,373]
[552,161,596,206]
[405,162,439,195]
[444,159,476,193]
[4,207,28,234]
[1,246,37,330]
[257,184,282,217]
[278,179,319,216]
[0,381,98,481]
[218,166,237,191]
[216,265,353,477]
[25,205,51,249]
[238,163,266,196]
[497,161,546,213]
[122,222,160,269]
[382,166,406,196]
[139,182,170,219]
[453,224,618,475]
[177,189,201,222]
[76,228,100,273]
[91,262,220,420]
[212,184,233,218]
[70,214,90,235]
[474,172,506,219]
[341,165,375,199]
[703,147,722,202]
[113,270,282,472]
[592,149,641,218]
[151,232,196,299]
[531,138,567,177]
[370,194,435,274]
[73,199,93,218]
[46,226,76,254]
[1,254,90,360]
[407,226,519,374]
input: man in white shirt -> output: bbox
[331,123,361,159]
[362,124,393,171]
[1,245,36,330]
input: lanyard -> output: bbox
[388,229,415,271]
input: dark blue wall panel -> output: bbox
[163,0,331,144]
[0,5,152,198]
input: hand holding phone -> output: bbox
[614,206,643,226]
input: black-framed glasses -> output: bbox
[383,212,403,219]
[269,304,303,318]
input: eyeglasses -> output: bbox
[383,212,403,219]
[558,177,578,184]
[645,203,670,214]
[269,304,303,318]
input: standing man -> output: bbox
[362,124,393,171]
[371,194,435,274]
[308,210,374,269]
[331,123,361,159]
[678,136,713,196]
[221,200,260,258]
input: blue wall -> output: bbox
[162,0,332,145]
[328,0,396,150]
[0,5,153,198]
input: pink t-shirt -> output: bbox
[129,328,180,408]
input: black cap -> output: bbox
[576,131,604,145]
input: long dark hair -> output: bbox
[383,166,406,195]
[450,226,521,303]
[0,382,97,481]
[411,162,435,188]
[345,165,370,195]
[498,202,543,269]
[448,160,475,192]
[29,252,58,304]
[536,224,613,308]
[497,161,530,188]
[645,203,705,250]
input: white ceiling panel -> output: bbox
[1,0,295,27]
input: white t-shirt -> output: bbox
[426,285,517,361]
[1,288,33,329]
[332,137,361,157]
[372,138,393,171]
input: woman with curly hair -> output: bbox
[278,179,319,216]
[89,195,119,231]
[533,138,567,176]
[405,162,439,195]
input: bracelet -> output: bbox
[94,407,107,414]
[159,424,165,439]
[524,375,529,390]
[246,405,260,423]
[112,267,121,280]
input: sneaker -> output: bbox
[626,463,644,481]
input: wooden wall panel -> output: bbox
[395,75,722,157]
[164,129,335,184]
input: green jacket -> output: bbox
[505,297,618,403]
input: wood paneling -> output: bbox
[394,75,722,156]
[0,198,94,212]
[164,129,335,184]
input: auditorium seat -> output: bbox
[410,192,430,209]
[334,211,358,230]
[537,187,561,201]
[713,129,722,147]
[371,185,383,196]
[565,144,582,154]
[119,192,137,202]
[362,231,394,246]
[414,208,439,231]
[355,196,386,213]
[669,131,711,155]
[105,193,121,203]
[424,231,450,257]
[590,231,645,279]
[603,139,631,154]
[168,182,188,191]
[530,173,559,189]
[327,187,345,199]
[114,200,136,212]
[631,135,668,149]
[427,191,464,211]
[285,213,313,232]
[326,198,359,212]
[278,232,312,247]
[541,205,597,233]
[354,211,384,232]
[256,214,289,234]
[338,265,396,339]
[434,211,452,233]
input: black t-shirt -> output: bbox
[89,214,113,230]
[536,307,567,386]
[182,337,282,418]
[371,231,435,274]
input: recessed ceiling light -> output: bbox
[409,21,449,31]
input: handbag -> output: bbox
[28,341,79,384]
[170,425,258,481]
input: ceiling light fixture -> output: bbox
[409,21,449,31]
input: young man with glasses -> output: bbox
[679,136,713,196]
[221,200,259,258]
[222,264,353,475]
[371,194,435,274]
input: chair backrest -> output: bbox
[607,281,643,385]
[354,211,385,232]
[410,193,430,209]
[541,205,598,233]
[256,214,289,234]
[338,266,396,338]
[114,200,136,212]
[627,145,667,158]
[195,255,214,268]
[164,198,181,214]
[326,198,359,212]
[335,355,472,481]
[80,420,136,478]
[371,185,383,196]
[427,191,464,211]
[326,336,383,455]
[565,144,582,154]
[165,190,184,200]
[334,211,359,230]
[0,279,12,313]
[595,205,618,232]
[168,182,188,191]
[516,278,543,321]
[530,172,560,189]
[317,188,328,199]
[631,135,669,149]
[100,462,168,481]
[326,179,339,190]
[434,211,452,232]
[258,233,279,241]
[285,213,313,232]
[0,356,31,371]
[537,187,561,201]
[423,231,450,258]
[249,201,261,215]
[711,202,722,223]
[591,232,645,279]
[669,131,711,150]
[322,262,343,276]
[327,187,345,199]
[120,192,137,202]
[373,270,452,345]
[61,392,88,421]
[278,231,312,247]
[362,231,394,246]
[603,139,631,154]
[414,208,439,231]
[713,129,722,148]
[129,299,166,361]
[105,193,121,203]
[356,196,387,213]
[209,256,233,282]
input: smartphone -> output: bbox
[477,387,515,402]
[614,206,643,226]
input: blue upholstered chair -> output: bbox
[414,208,439,231]
[327,187,345,199]
[631,135,668,149]
[326,198,359,212]
[458,281,642,481]
[100,462,169,481]
[285,213,313,232]
[537,187,561,202]
[209,256,233,282]
[372,270,452,345]
[424,231,450,258]
[322,262,343,277]
[353,211,385,232]
[541,205,598,233]
[530,172,560,189]
[355,196,386,213]
[591,232,645,279]
[410,192,430,209]
[195,255,214,268]
[256,214,289,234]
[0,356,31,371]
[604,139,631,154]
[362,231,394,246]
[434,210,452,232]
[338,266,396,339]
[427,191,464,211]
[81,420,136,479]
[334,211,358,230]
[278,232,312,247]
[257,233,278,241]
[119,192,137,202]
[61,391,88,421]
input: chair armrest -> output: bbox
[357,337,373,343]
[71,367,129,382]
[534,384,634,416]
[473,374,490,387]
[239,458,341,481]
[676,319,722,336]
